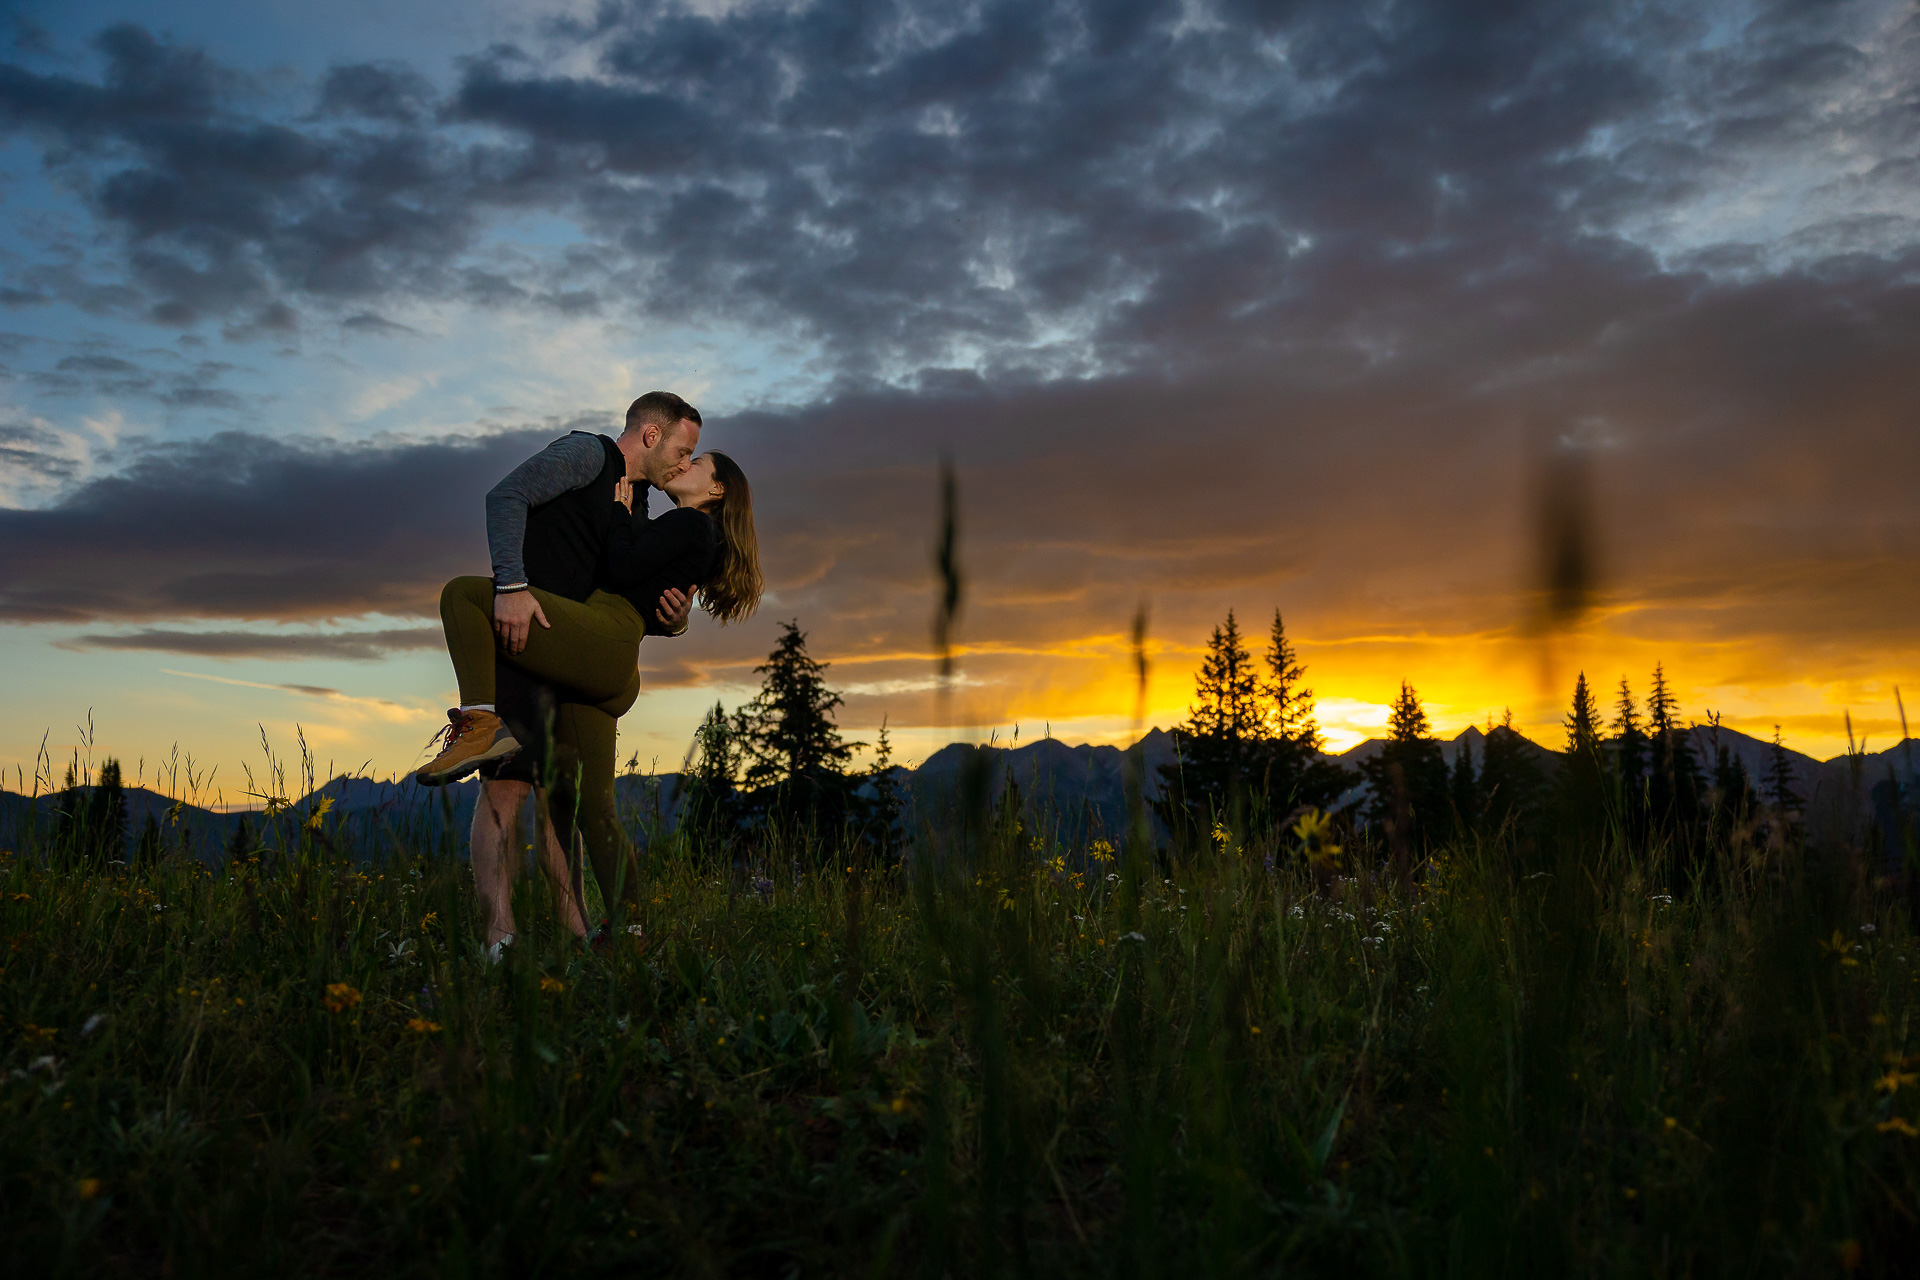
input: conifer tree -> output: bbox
[227,814,253,865]
[1764,725,1804,817]
[1449,734,1480,834]
[1610,677,1650,842]
[687,700,742,835]
[136,812,163,868]
[1156,610,1266,837]
[862,717,906,858]
[1559,672,1608,834]
[1258,610,1348,814]
[53,761,83,860]
[1646,663,1702,828]
[736,621,856,827]
[1708,720,1757,824]
[1359,681,1449,852]
[91,759,127,866]
[1479,709,1543,833]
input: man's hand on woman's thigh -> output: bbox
[493,590,550,655]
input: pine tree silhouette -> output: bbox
[227,815,253,865]
[1480,709,1542,834]
[1559,671,1608,836]
[136,812,163,868]
[1765,725,1804,819]
[1360,681,1449,857]
[1259,610,1348,815]
[736,621,857,831]
[1156,610,1265,838]
[1646,663,1702,831]
[687,700,742,838]
[862,718,906,859]
[1611,677,1649,841]
[1449,734,1480,834]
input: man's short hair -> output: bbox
[625,391,701,433]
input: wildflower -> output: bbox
[1877,1070,1918,1093]
[1838,1239,1863,1270]
[388,1157,403,1172]
[627,924,645,937]
[1817,930,1861,966]
[80,1014,106,1037]
[305,797,335,831]
[1877,1117,1919,1137]
[406,1018,441,1033]
[10,892,28,902]
[1290,808,1342,868]
[323,983,362,1013]
[1089,840,1115,865]
[1860,923,1877,935]
[419,912,438,933]
[1120,931,1146,943]
[539,976,566,994]
[76,1178,101,1199]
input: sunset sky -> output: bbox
[1,0,1916,804]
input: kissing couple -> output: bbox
[413,391,762,957]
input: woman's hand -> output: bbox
[613,476,634,513]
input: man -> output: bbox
[419,390,700,956]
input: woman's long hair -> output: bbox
[700,450,763,624]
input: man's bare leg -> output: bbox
[471,779,530,949]
[471,778,591,947]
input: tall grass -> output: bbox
[2,785,1916,1276]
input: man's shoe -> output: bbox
[416,708,519,786]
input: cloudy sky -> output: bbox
[1,0,1915,800]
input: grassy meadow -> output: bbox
[3,769,1919,1277]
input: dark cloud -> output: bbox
[0,2,1914,739]
[27,347,243,407]
[316,62,433,124]
[64,626,440,661]
[0,3,1906,382]
[0,427,549,621]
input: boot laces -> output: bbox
[424,709,469,754]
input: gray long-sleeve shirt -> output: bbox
[485,433,626,587]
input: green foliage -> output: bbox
[3,785,1916,1275]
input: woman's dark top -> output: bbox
[603,505,718,637]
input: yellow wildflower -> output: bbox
[406,1018,441,1033]
[539,976,566,994]
[305,797,335,831]
[323,983,362,1013]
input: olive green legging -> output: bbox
[439,576,642,707]
[536,674,643,915]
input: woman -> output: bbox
[419,450,762,785]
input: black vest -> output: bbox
[520,433,629,603]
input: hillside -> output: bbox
[5,728,1912,862]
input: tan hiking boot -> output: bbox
[415,708,519,786]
